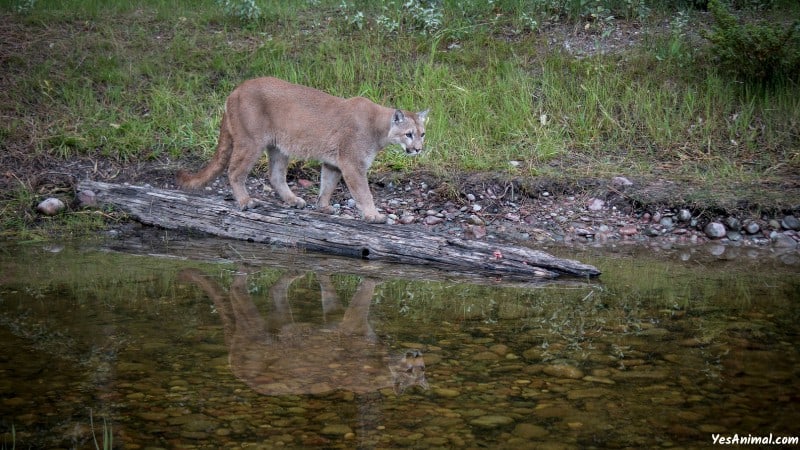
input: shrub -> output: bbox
[216,0,262,23]
[703,0,800,83]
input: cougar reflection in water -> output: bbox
[178,269,429,395]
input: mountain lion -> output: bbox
[176,77,429,223]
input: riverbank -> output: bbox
[19,152,800,260]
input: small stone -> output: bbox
[582,375,615,385]
[587,198,604,211]
[473,351,501,361]
[611,176,633,187]
[522,348,543,360]
[320,424,353,436]
[659,216,674,228]
[678,209,692,222]
[619,225,638,237]
[726,231,742,242]
[725,216,741,231]
[644,227,660,237]
[771,232,798,248]
[77,190,96,207]
[37,197,65,216]
[467,214,484,226]
[782,215,800,231]
[704,222,727,239]
[466,193,476,201]
[542,364,584,379]
[433,388,461,398]
[400,214,416,225]
[513,423,549,439]
[567,387,611,400]
[744,221,760,234]
[423,216,444,226]
[472,204,482,212]
[464,224,487,239]
[490,344,509,355]
[769,219,782,230]
[470,415,514,429]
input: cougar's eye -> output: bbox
[405,132,413,139]
[421,132,425,138]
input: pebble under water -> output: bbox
[0,239,798,449]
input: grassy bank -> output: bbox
[1,0,799,235]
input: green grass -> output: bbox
[1,0,799,234]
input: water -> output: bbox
[1,235,798,449]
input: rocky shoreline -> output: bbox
[27,156,800,257]
[245,173,800,254]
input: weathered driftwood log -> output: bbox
[77,180,601,280]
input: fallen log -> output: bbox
[77,180,601,280]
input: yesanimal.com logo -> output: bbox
[712,433,799,445]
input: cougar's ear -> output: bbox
[418,109,429,124]
[392,109,406,125]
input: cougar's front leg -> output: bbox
[340,165,385,223]
[267,147,307,209]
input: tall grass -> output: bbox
[1,0,798,185]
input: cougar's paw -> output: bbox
[364,213,387,224]
[238,198,258,211]
[289,197,307,209]
[318,205,335,215]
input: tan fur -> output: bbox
[176,77,428,223]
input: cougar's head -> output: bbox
[390,349,429,394]
[391,109,429,156]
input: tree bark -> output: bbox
[78,181,601,280]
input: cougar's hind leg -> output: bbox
[267,147,307,208]
[227,138,263,210]
[317,163,342,214]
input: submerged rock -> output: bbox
[513,423,549,439]
[320,424,353,436]
[542,364,584,379]
[470,415,514,429]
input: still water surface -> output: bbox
[1,236,798,448]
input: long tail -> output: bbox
[176,113,233,189]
